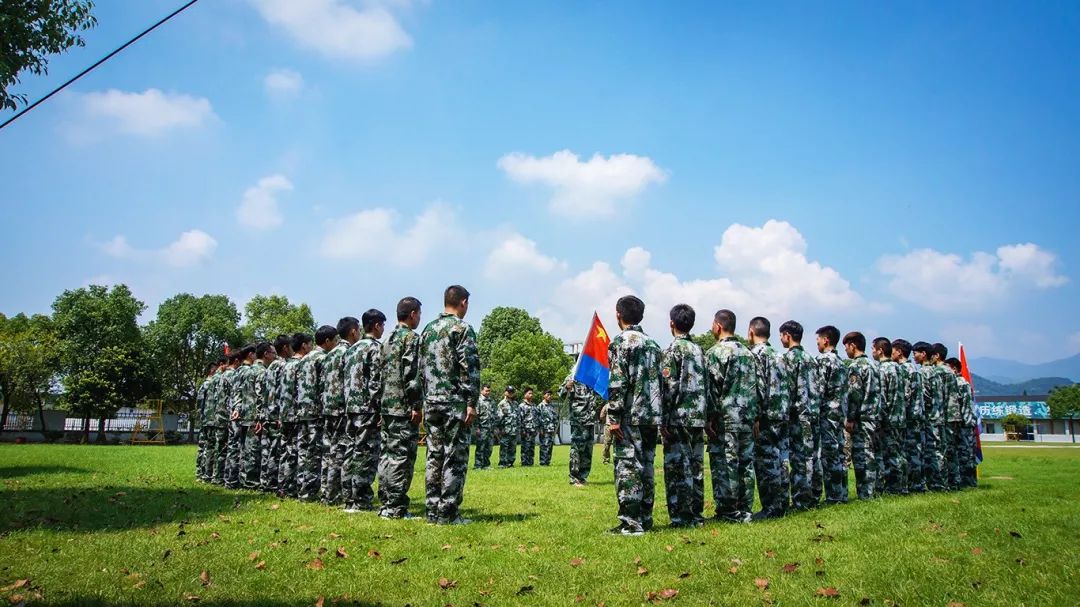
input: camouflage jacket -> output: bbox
[231,364,257,425]
[705,336,761,431]
[944,368,966,423]
[520,401,540,435]
[956,376,977,427]
[295,348,327,421]
[780,345,819,420]
[496,397,520,434]
[606,325,663,427]
[936,365,957,422]
[900,361,925,427]
[751,342,787,425]
[243,361,267,425]
[846,355,880,423]
[920,363,944,425]
[214,367,236,426]
[419,313,481,418]
[475,394,497,431]
[538,401,558,435]
[196,375,214,427]
[382,325,422,418]
[814,351,848,423]
[278,357,303,424]
[321,340,351,418]
[262,358,286,422]
[559,374,600,426]
[877,359,904,426]
[345,336,383,416]
[660,335,707,428]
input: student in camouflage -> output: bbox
[343,310,385,512]
[496,387,520,468]
[892,339,924,493]
[473,385,496,469]
[779,321,819,511]
[295,327,336,501]
[813,326,849,505]
[955,362,979,489]
[242,343,274,489]
[319,317,355,505]
[277,334,308,498]
[705,309,760,524]
[196,362,219,482]
[749,316,788,520]
[917,342,949,491]
[260,336,290,493]
[538,390,558,466]
[872,338,905,494]
[213,354,238,485]
[945,358,977,489]
[377,297,424,519]
[844,332,880,500]
[519,388,539,466]
[418,285,480,525]
[225,346,255,489]
[605,295,663,535]
[560,375,599,485]
[659,304,707,528]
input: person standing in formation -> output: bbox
[224,347,252,489]
[519,388,539,466]
[260,336,290,493]
[295,326,336,501]
[243,342,274,489]
[277,334,308,498]
[320,319,354,505]
[196,361,220,483]
[749,317,787,520]
[892,339,925,493]
[377,297,423,520]
[343,310,386,512]
[779,321,819,512]
[873,337,904,495]
[814,326,849,505]
[538,390,558,466]
[473,385,496,469]
[844,331,880,500]
[561,375,600,486]
[496,386,519,468]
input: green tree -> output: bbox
[692,331,717,351]
[1,314,62,437]
[241,294,315,342]
[52,284,153,442]
[1,0,97,111]
[1048,384,1080,420]
[145,293,241,439]
[482,332,572,397]
[0,313,16,430]
[477,307,543,367]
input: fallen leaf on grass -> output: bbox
[248,551,260,561]
[947,603,966,607]
[728,566,739,574]
[314,597,324,607]
[816,587,839,598]
[575,595,584,603]
[638,567,649,576]
[1009,531,1023,539]
[329,532,340,539]
[255,561,266,570]
[390,557,407,565]
[764,550,777,558]
[814,557,824,567]
[570,558,584,567]
[8,594,24,605]
[659,589,678,599]
[811,534,835,543]
[781,562,799,574]
[1,580,29,592]
[859,598,870,606]
[182,592,200,602]
[517,585,534,595]
[335,547,348,559]
[928,521,943,532]
[306,559,325,570]
[199,571,210,587]
[210,533,220,540]
[442,544,452,551]
[678,572,691,579]
[665,545,674,553]
[438,578,456,590]
[971,548,983,555]
[270,503,280,510]
[366,549,379,559]
[633,556,643,565]
[754,578,770,590]
[317,547,328,555]
[1015,558,1027,566]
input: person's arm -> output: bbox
[456,325,481,425]
[605,340,626,440]
[365,342,384,417]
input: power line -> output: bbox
[0,0,201,132]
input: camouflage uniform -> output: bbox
[607,324,663,533]
[294,348,327,501]
[277,356,303,497]
[921,363,948,491]
[813,351,849,504]
[706,337,760,522]
[318,340,350,505]
[377,324,423,518]
[877,359,905,494]
[957,376,978,489]
[343,335,383,510]
[259,357,286,492]
[560,376,599,484]
[847,355,881,500]
[195,375,214,482]
[419,313,481,524]
[900,361,925,492]
[751,342,788,518]
[224,365,248,489]
[537,398,558,465]
[945,372,969,489]
[660,335,707,527]
[473,393,497,469]
[212,367,235,485]
[781,345,819,510]
[241,360,266,489]
[519,400,539,466]
[496,396,520,467]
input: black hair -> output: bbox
[291,332,312,352]
[397,296,422,321]
[945,357,962,372]
[482,384,491,389]
[206,362,218,374]
[616,295,645,325]
[714,309,736,333]
[872,337,892,357]
[932,342,948,360]
[315,325,338,346]
[816,325,840,347]
[669,303,695,334]
[362,309,387,332]
[912,341,932,356]
[543,390,552,396]
[749,316,771,339]
[216,357,228,366]
[779,320,803,342]
[273,334,291,355]
[842,331,866,352]
[892,339,912,358]
[255,342,273,358]
[523,387,534,395]
[239,344,256,359]
[337,316,359,339]
[444,285,470,307]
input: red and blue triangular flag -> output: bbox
[573,312,611,399]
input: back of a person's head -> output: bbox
[617,295,645,325]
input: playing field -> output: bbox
[0,444,1077,606]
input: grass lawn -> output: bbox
[1,444,1077,606]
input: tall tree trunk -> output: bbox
[34,390,48,440]
[96,416,107,443]
[82,414,90,444]
[0,390,10,433]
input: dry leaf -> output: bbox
[646,591,659,602]
[971,548,983,555]
[728,566,739,574]
[317,547,328,555]
[575,595,584,603]
[947,603,966,607]
[665,545,674,553]
[731,558,743,566]
[754,578,770,590]
[764,550,776,558]
[859,599,871,606]
[634,556,643,565]
[517,585,534,595]
[335,547,348,559]
[781,562,800,574]
[659,589,678,600]
[637,567,649,576]
[391,557,407,565]
[329,533,340,539]
[442,544,452,551]
[816,587,840,598]
[248,551,260,561]
[133,580,145,590]
[678,572,691,579]
[814,557,824,567]
[199,571,210,587]
[210,533,220,540]
[1009,531,1023,539]
[183,592,200,602]
[270,503,280,510]
[1,580,29,592]
[366,549,379,559]
[255,561,266,570]
[306,558,325,570]
[438,577,456,590]
[8,594,24,605]
[570,558,584,567]
[314,597,324,607]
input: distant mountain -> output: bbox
[971,373,1074,397]
[968,353,1080,384]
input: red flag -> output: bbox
[223,343,231,355]
[959,343,983,463]
[573,312,611,399]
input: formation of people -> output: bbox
[193,286,980,533]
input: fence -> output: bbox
[2,409,190,444]
[4,413,35,432]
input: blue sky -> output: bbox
[2,0,1078,362]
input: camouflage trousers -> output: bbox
[959,425,978,489]
[662,426,705,526]
[424,411,470,523]
[278,422,299,497]
[709,427,755,521]
[378,414,420,518]
[816,414,848,504]
[296,419,323,501]
[212,426,228,484]
[569,422,595,483]
[880,423,906,494]
[198,426,216,481]
[498,432,518,467]
[319,416,348,504]
[195,426,207,480]
[520,432,537,466]
[343,411,381,510]
[754,422,788,518]
[602,427,613,462]
[241,424,261,489]
[539,431,555,465]
[946,422,977,489]
[260,424,280,492]
[904,423,925,492]
[224,422,245,489]
[788,413,819,511]
[922,423,948,491]
[612,424,658,532]
[473,428,494,469]
[850,419,878,500]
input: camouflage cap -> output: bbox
[505,385,516,394]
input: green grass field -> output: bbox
[1,444,1077,606]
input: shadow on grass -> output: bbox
[0,485,258,534]
[0,465,90,478]
[459,510,538,524]
[43,600,385,607]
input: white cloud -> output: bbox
[877,242,1067,312]
[250,0,412,61]
[497,150,668,217]
[237,174,293,230]
[101,230,217,267]
[263,68,305,97]
[538,261,632,339]
[320,202,459,266]
[74,88,215,137]
[483,233,566,280]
